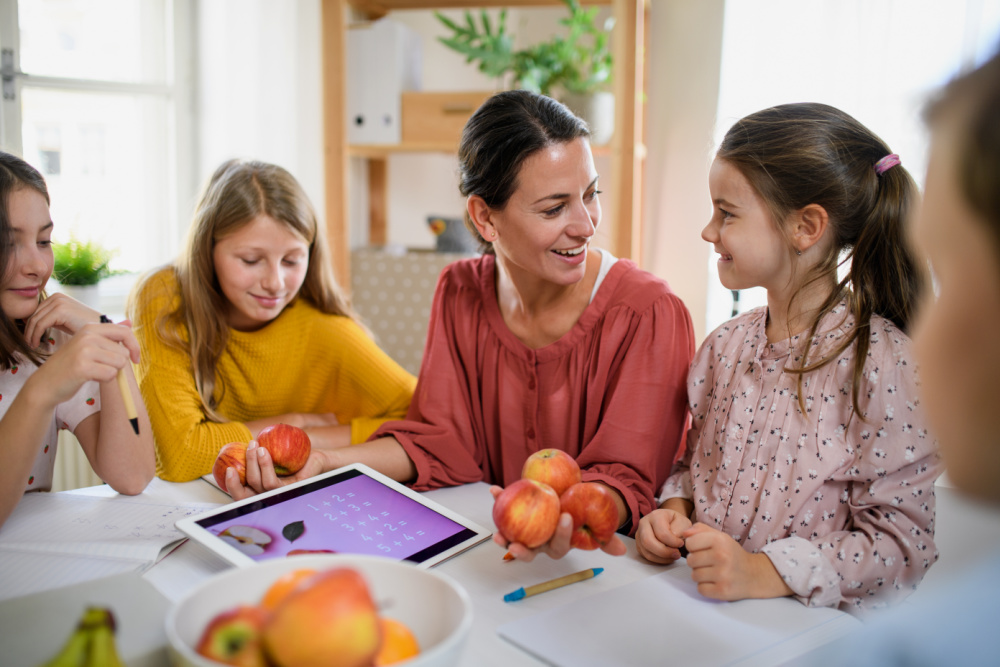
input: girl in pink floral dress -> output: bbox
[636,104,941,613]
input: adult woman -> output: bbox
[128,159,415,483]
[229,92,694,560]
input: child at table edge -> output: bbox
[636,103,942,613]
[0,151,155,528]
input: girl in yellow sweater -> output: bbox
[128,159,415,482]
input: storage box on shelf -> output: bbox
[322,0,647,288]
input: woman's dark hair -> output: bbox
[0,151,50,370]
[717,103,922,417]
[457,90,590,253]
[924,50,1000,265]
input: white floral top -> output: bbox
[0,330,101,492]
[660,303,941,613]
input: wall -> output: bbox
[642,1,724,345]
[196,0,325,222]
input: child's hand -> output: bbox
[636,508,692,564]
[31,323,134,406]
[227,441,329,501]
[488,485,627,562]
[23,293,103,348]
[681,523,792,601]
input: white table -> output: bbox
[3,479,869,666]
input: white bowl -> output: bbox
[166,554,472,667]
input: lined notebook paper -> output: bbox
[0,491,219,601]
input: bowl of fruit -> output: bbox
[165,554,472,667]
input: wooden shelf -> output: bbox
[348,0,610,20]
[348,142,618,159]
[322,0,647,287]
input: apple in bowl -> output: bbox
[167,554,472,667]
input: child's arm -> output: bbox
[0,374,68,527]
[72,326,155,495]
[0,323,149,526]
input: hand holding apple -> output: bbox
[559,482,619,550]
[492,479,561,549]
[256,423,312,476]
[521,449,581,496]
[213,442,249,493]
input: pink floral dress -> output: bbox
[660,303,941,612]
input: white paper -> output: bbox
[0,490,220,601]
[497,570,861,667]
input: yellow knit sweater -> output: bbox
[132,268,416,482]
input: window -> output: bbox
[0,0,194,310]
[706,0,1000,333]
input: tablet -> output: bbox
[175,463,492,569]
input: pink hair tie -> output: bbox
[874,153,901,176]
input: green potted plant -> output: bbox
[52,235,117,308]
[435,0,615,143]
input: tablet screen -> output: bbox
[177,464,491,568]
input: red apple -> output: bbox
[263,567,381,667]
[196,604,270,667]
[560,482,619,550]
[213,442,249,493]
[492,479,561,549]
[521,448,582,496]
[257,424,312,476]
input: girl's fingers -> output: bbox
[244,441,263,490]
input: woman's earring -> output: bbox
[796,249,802,256]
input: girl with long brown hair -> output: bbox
[636,104,941,613]
[127,159,414,483]
[0,151,153,528]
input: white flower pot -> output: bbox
[560,91,615,146]
[57,284,102,310]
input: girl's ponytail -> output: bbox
[850,158,922,336]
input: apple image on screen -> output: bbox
[219,526,273,557]
[560,482,619,550]
[213,442,249,493]
[263,567,381,667]
[521,448,582,497]
[196,604,269,667]
[257,424,312,476]
[492,478,561,549]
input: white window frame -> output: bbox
[0,0,197,312]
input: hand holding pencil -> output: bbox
[99,315,139,434]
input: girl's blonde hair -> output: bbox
[717,103,923,417]
[131,159,357,421]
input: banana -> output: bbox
[87,613,125,667]
[38,607,123,667]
